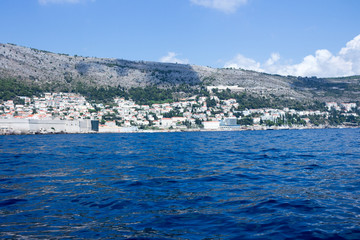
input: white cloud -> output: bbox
[224,34,360,77]
[278,49,353,77]
[265,52,280,66]
[224,54,262,71]
[38,0,92,5]
[190,0,248,13]
[159,52,189,64]
[339,34,360,74]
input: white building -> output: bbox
[341,103,357,112]
[203,121,220,129]
[161,118,174,128]
[0,119,98,134]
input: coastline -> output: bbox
[1,124,358,136]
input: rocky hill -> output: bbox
[1,43,359,102]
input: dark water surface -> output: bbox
[1,128,360,239]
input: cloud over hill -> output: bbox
[225,34,360,77]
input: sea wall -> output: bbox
[0,119,99,134]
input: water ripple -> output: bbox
[0,129,359,239]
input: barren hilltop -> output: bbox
[1,43,359,102]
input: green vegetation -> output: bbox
[73,83,128,103]
[292,76,360,98]
[128,86,173,105]
[0,78,42,100]
[72,83,210,105]
[211,88,325,111]
[0,78,179,105]
[163,110,183,118]
[0,78,329,112]
[237,116,253,126]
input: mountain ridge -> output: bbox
[1,43,359,102]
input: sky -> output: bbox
[1,0,360,78]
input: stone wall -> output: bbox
[0,119,98,134]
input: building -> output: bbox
[220,117,238,126]
[219,117,240,129]
[203,121,220,129]
[0,119,99,134]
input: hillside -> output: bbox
[1,43,359,102]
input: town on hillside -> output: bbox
[0,90,359,135]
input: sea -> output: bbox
[0,128,360,239]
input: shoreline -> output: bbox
[1,125,359,136]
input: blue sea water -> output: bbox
[0,128,360,239]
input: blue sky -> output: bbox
[1,0,360,77]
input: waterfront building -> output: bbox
[203,121,220,130]
[0,119,99,134]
